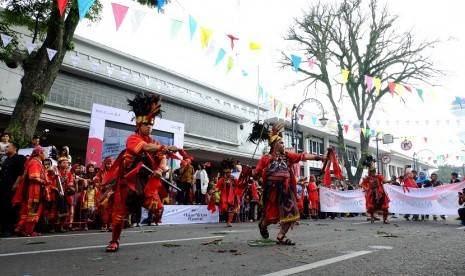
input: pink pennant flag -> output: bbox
[308,59,315,69]
[423,137,428,143]
[111,3,129,31]
[388,81,395,96]
[226,34,239,50]
[344,124,349,133]
[404,85,412,92]
[364,75,373,91]
[456,156,459,160]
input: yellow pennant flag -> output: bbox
[249,42,261,50]
[431,90,436,100]
[199,27,214,49]
[373,77,381,94]
[227,56,234,74]
[395,83,403,96]
[341,69,350,85]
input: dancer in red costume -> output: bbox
[247,121,325,245]
[216,159,240,227]
[13,146,49,237]
[103,93,183,252]
[360,156,391,224]
[94,156,113,232]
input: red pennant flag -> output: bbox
[456,156,459,160]
[226,34,239,50]
[388,81,396,96]
[111,3,129,31]
[204,161,211,167]
[404,85,412,92]
[423,137,428,143]
[344,124,349,133]
[57,0,69,17]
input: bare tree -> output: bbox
[280,0,441,184]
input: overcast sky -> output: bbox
[75,0,465,164]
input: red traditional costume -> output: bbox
[94,157,113,231]
[13,146,48,237]
[56,157,75,232]
[360,158,390,224]
[247,121,324,245]
[103,93,187,252]
[308,175,319,218]
[216,159,242,227]
[42,159,59,232]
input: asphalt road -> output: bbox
[0,216,463,276]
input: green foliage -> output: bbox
[9,122,29,148]
[436,164,464,183]
[31,92,47,106]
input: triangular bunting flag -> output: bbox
[404,85,412,92]
[106,66,114,77]
[388,81,395,96]
[226,34,239,50]
[1,34,12,47]
[290,54,302,72]
[416,88,424,102]
[226,56,234,74]
[111,3,129,31]
[308,59,315,69]
[214,49,226,66]
[365,75,373,91]
[157,0,165,13]
[395,83,403,96]
[132,73,139,83]
[71,55,79,67]
[57,0,69,17]
[46,48,57,61]
[423,137,428,143]
[78,0,96,20]
[344,124,349,133]
[132,9,147,34]
[91,61,99,73]
[205,40,216,56]
[26,41,35,54]
[311,117,317,125]
[189,15,197,40]
[242,70,248,77]
[199,27,214,49]
[145,76,150,87]
[341,69,349,85]
[249,42,261,50]
[121,71,128,81]
[169,19,182,40]
[373,77,381,94]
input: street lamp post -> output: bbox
[291,98,328,153]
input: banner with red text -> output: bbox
[319,187,366,213]
[383,182,465,215]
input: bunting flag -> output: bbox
[416,88,424,102]
[46,48,57,61]
[107,66,114,77]
[226,56,234,74]
[170,19,182,39]
[91,61,99,73]
[290,54,302,72]
[373,77,381,93]
[1,34,12,47]
[341,69,349,85]
[257,85,263,97]
[57,0,69,17]
[387,81,395,96]
[404,85,412,92]
[205,40,216,56]
[145,76,150,86]
[132,9,147,34]
[132,73,139,83]
[78,0,96,20]
[25,41,35,54]
[249,42,261,50]
[395,83,403,96]
[121,71,128,81]
[311,117,317,125]
[157,0,165,13]
[189,15,197,40]
[226,34,239,50]
[455,96,463,108]
[344,124,349,133]
[111,3,129,31]
[242,70,248,77]
[214,48,226,66]
[308,59,315,69]
[199,27,214,49]
[71,55,79,67]
[365,75,373,91]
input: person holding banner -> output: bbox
[458,188,465,226]
[360,156,391,224]
[247,121,325,245]
[102,93,186,252]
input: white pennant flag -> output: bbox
[144,76,151,87]
[25,41,36,54]
[205,41,216,56]
[71,55,80,67]
[132,73,139,83]
[46,48,57,61]
[121,71,128,81]
[131,9,146,33]
[107,66,114,77]
[156,81,162,90]
[91,61,100,73]
[1,34,12,47]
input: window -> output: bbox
[308,137,324,156]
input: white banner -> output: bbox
[141,205,219,225]
[383,182,465,215]
[319,187,366,213]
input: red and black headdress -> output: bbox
[127,93,163,126]
[247,121,284,146]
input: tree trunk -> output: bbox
[5,6,79,144]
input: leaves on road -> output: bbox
[376,230,399,238]
[162,243,181,247]
[202,239,223,245]
[247,239,275,247]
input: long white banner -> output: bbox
[141,205,219,225]
[383,181,465,215]
[319,182,465,215]
[319,187,366,213]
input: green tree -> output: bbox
[0,0,166,142]
[281,0,441,185]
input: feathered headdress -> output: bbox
[221,158,236,173]
[127,93,163,126]
[362,155,376,172]
[247,121,284,146]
